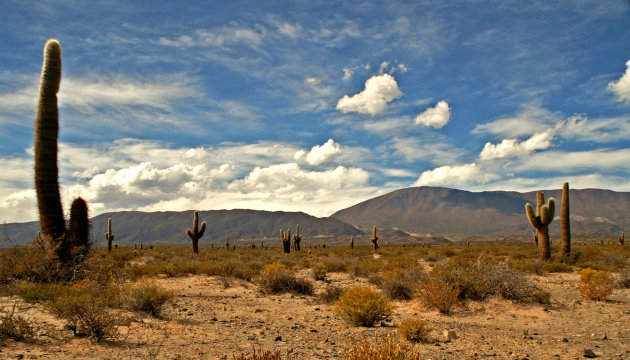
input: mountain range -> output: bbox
[3,186,628,247]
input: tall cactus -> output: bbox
[619,232,625,245]
[34,39,90,265]
[186,210,206,254]
[350,236,354,249]
[292,224,301,251]
[525,192,555,261]
[561,182,571,259]
[370,226,379,250]
[281,229,291,254]
[105,218,115,253]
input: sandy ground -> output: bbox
[0,270,629,360]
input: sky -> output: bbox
[1,0,630,223]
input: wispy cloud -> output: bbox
[413,163,499,187]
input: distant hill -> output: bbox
[4,186,628,247]
[3,209,364,248]
[332,186,630,239]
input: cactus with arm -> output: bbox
[525,192,555,261]
[186,211,206,254]
[292,224,301,251]
[370,226,379,250]
[105,218,115,253]
[281,229,291,254]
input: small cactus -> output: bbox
[292,224,302,251]
[105,218,115,253]
[618,233,624,245]
[281,229,291,254]
[350,236,354,249]
[186,210,206,254]
[370,226,379,250]
[561,182,571,259]
[526,192,555,261]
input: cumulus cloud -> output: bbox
[414,163,498,187]
[608,60,630,103]
[414,101,451,129]
[479,130,554,160]
[336,74,403,115]
[293,139,341,165]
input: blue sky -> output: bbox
[1,0,630,223]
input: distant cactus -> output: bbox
[186,211,206,254]
[34,39,90,266]
[105,218,115,253]
[561,182,571,259]
[281,229,291,254]
[525,192,555,261]
[619,232,624,245]
[371,226,379,250]
[292,224,302,251]
[350,236,354,249]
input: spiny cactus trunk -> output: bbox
[34,39,65,243]
[66,198,90,262]
[350,236,354,249]
[186,211,206,254]
[105,218,114,253]
[370,226,379,250]
[561,182,571,259]
[281,229,291,254]
[292,224,301,251]
[526,191,555,262]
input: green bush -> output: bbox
[334,285,392,327]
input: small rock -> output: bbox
[583,349,597,358]
[561,338,568,343]
[275,336,282,342]
[601,333,607,340]
[443,330,458,341]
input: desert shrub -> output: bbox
[542,262,573,273]
[45,292,127,342]
[233,348,292,360]
[18,282,71,304]
[579,268,613,301]
[509,259,544,275]
[0,304,37,342]
[334,285,392,327]
[125,281,173,317]
[343,334,421,360]
[396,318,434,343]
[322,258,348,273]
[617,270,630,288]
[312,263,327,281]
[317,284,344,304]
[418,277,459,314]
[258,263,313,295]
[379,270,416,301]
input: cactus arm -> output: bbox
[525,203,541,228]
[186,228,193,239]
[199,221,206,238]
[547,198,555,220]
[540,204,553,225]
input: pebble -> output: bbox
[583,349,597,358]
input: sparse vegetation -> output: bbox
[334,285,392,327]
[397,317,434,342]
[579,268,613,301]
[258,263,314,295]
[343,334,422,360]
[0,304,37,342]
[125,281,173,317]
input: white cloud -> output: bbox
[479,130,554,160]
[413,163,498,187]
[559,114,630,143]
[293,139,341,165]
[608,60,630,103]
[158,26,265,49]
[274,21,302,39]
[336,74,403,115]
[414,101,451,129]
[512,149,630,173]
[472,104,561,137]
[385,136,465,165]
